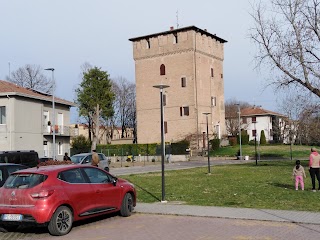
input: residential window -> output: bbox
[180,106,189,116]
[181,77,186,87]
[58,142,62,155]
[160,64,166,75]
[252,130,257,137]
[252,117,256,123]
[164,121,168,134]
[211,97,216,107]
[243,117,247,124]
[211,68,214,77]
[221,73,223,78]
[163,94,167,106]
[0,106,6,124]
[146,39,150,49]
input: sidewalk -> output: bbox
[134,202,320,225]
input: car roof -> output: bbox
[12,164,100,175]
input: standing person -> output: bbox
[292,160,306,191]
[91,149,99,167]
[63,152,71,161]
[309,147,320,192]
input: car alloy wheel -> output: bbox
[48,206,73,236]
[120,193,133,217]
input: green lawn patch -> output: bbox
[122,160,320,211]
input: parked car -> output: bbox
[70,152,109,172]
[0,150,39,167]
[0,164,136,236]
[0,163,28,187]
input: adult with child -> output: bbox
[292,160,306,191]
[309,147,320,192]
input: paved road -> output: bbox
[1,211,319,240]
[1,158,319,239]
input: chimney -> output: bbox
[170,26,174,31]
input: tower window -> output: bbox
[146,39,150,49]
[173,33,178,44]
[180,106,189,116]
[164,121,168,134]
[181,77,186,87]
[163,94,167,106]
[211,97,216,107]
[211,68,214,77]
[160,64,166,75]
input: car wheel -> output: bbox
[48,206,73,236]
[120,193,133,217]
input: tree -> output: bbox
[225,99,252,137]
[7,64,53,93]
[112,77,136,142]
[71,135,91,154]
[260,130,267,145]
[75,67,115,150]
[250,0,320,98]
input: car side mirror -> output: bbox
[112,177,118,186]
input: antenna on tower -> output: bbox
[8,62,11,80]
[176,10,179,29]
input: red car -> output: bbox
[0,164,136,236]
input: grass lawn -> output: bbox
[212,144,312,159]
[122,160,320,212]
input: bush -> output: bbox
[229,137,237,146]
[171,139,190,155]
[71,135,91,155]
[210,139,220,150]
[260,130,267,145]
[39,160,73,166]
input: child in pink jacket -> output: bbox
[292,160,306,190]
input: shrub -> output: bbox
[39,160,73,166]
[210,139,220,150]
[71,135,91,155]
[171,139,190,155]
[229,137,237,146]
[260,130,267,145]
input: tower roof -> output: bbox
[129,26,227,43]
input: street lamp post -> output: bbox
[236,104,242,160]
[203,113,211,174]
[44,68,55,161]
[153,84,170,203]
[254,120,257,166]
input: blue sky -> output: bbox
[0,0,277,122]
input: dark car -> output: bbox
[71,152,110,172]
[0,163,28,187]
[0,164,136,236]
[39,157,53,163]
[0,151,39,167]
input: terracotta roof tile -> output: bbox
[0,80,76,107]
[241,107,286,117]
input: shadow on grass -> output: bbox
[129,180,161,202]
[270,182,293,189]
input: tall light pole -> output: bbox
[153,84,170,203]
[203,112,211,174]
[236,104,242,160]
[44,68,56,161]
[254,120,257,165]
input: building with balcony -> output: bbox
[0,80,76,160]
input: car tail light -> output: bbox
[30,190,55,199]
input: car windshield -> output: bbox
[4,173,47,189]
[70,155,85,164]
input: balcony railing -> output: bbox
[43,125,79,137]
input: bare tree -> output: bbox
[225,99,252,136]
[112,77,136,142]
[7,64,53,93]
[250,0,320,97]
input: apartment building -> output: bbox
[0,80,76,159]
[129,26,227,149]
